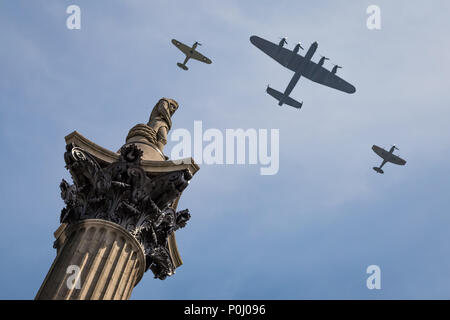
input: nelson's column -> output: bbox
[35,98,199,300]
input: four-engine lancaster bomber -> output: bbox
[372,145,407,174]
[250,35,356,109]
[171,39,212,70]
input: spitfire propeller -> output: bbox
[390,145,399,150]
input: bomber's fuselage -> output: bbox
[281,42,318,103]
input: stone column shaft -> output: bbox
[35,219,145,300]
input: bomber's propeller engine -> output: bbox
[318,55,329,66]
[278,37,288,47]
[293,42,304,54]
[331,64,342,74]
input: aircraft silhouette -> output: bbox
[171,39,212,70]
[250,35,356,109]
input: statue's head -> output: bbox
[166,98,179,116]
[148,98,179,130]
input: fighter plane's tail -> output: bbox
[177,62,188,71]
[266,86,303,109]
[373,167,384,174]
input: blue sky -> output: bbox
[1,0,450,299]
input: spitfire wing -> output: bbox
[372,145,388,159]
[191,51,212,64]
[171,39,191,56]
[389,154,407,166]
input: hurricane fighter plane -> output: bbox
[171,39,212,70]
[250,35,356,109]
[372,145,407,174]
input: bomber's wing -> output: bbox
[388,154,407,166]
[250,35,355,94]
[300,62,356,94]
[171,39,191,56]
[191,50,212,64]
[250,35,304,69]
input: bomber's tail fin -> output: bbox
[177,62,188,71]
[266,86,302,109]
